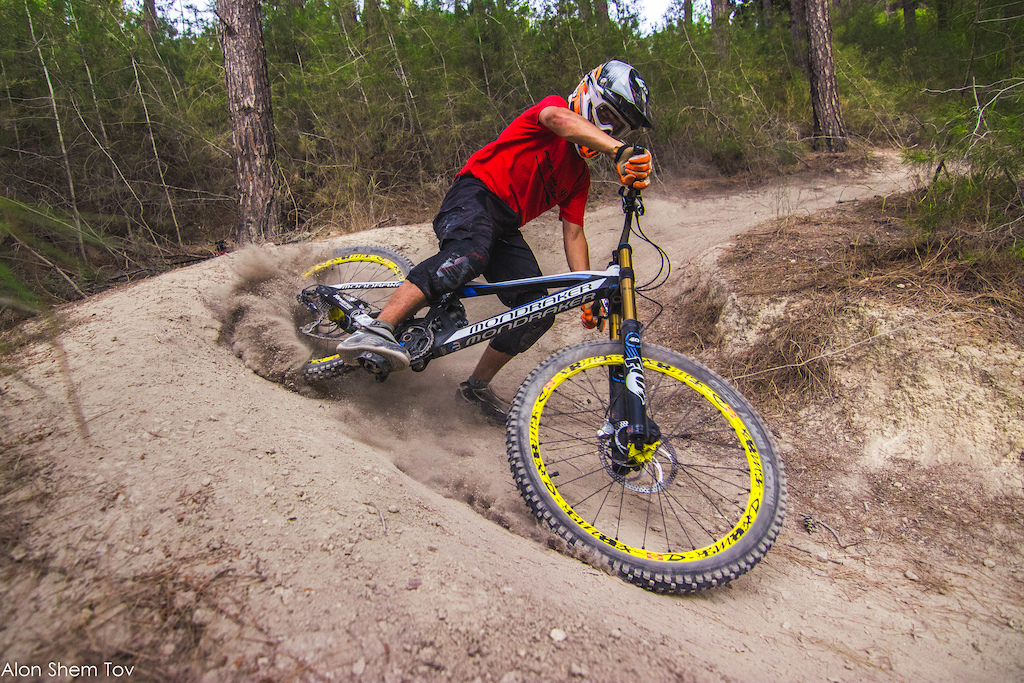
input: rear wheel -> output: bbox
[299,246,413,381]
[506,340,786,593]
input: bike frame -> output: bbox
[318,268,617,354]
[314,187,655,449]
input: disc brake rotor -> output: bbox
[597,433,679,494]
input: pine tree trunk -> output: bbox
[805,0,848,152]
[712,0,728,57]
[791,0,809,77]
[593,0,609,25]
[902,0,917,45]
[218,0,280,244]
[144,0,157,36]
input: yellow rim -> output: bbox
[308,353,341,364]
[303,253,406,367]
[528,354,766,563]
[302,253,406,280]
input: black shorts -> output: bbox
[406,176,555,356]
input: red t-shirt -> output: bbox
[460,95,591,227]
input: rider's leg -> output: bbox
[334,271,427,371]
[469,345,514,383]
[400,176,516,304]
[484,231,554,362]
[460,345,514,424]
[376,280,427,327]
[458,232,552,423]
[334,281,426,370]
[338,177,512,371]
[338,243,491,370]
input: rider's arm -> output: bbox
[567,219,603,330]
[562,220,591,272]
[539,106,622,159]
[540,105,652,189]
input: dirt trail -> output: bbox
[3,152,1022,682]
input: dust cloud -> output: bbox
[296,352,545,541]
[211,244,325,385]
[213,242,544,540]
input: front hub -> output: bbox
[603,419,662,474]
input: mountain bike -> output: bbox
[296,187,787,594]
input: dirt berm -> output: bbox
[2,151,1021,681]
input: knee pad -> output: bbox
[407,243,489,302]
[435,253,477,291]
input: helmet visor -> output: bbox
[596,104,629,138]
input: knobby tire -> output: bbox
[506,340,787,593]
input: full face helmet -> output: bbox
[569,60,653,158]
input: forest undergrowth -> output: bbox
[1,0,1021,335]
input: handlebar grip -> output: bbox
[618,145,648,201]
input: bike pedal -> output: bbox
[356,352,392,382]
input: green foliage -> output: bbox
[0,195,109,318]
[0,0,1021,314]
[643,20,812,174]
[906,66,1023,267]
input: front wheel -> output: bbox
[506,341,786,594]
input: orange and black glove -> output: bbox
[580,301,606,330]
[614,145,652,190]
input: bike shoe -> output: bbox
[337,323,410,372]
[458,379,510,425]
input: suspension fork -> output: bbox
[606,186,660,461]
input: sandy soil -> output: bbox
[2,151,1022,682]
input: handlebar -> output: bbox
[618,144,646,213]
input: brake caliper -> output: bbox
[627,439,661,468]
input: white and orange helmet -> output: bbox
[569,60,653,158]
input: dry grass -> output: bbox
[724,296,848,405]
[649,281,723,353]
[723,195,1023,312]
[661,195,1024,409]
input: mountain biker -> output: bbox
[337,60,654,422]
